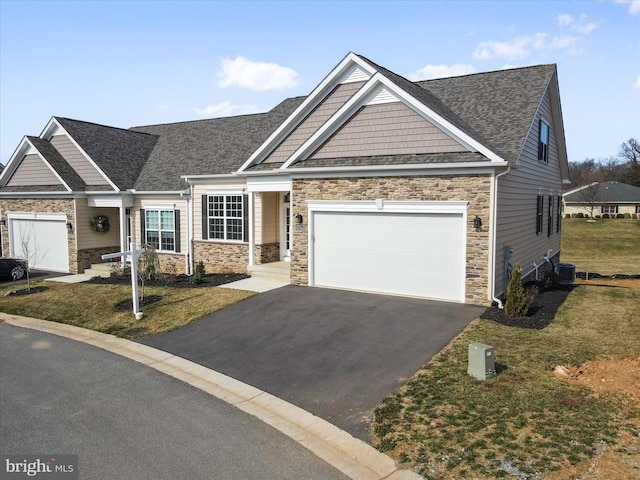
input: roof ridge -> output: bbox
[414,63,556,84]
[55,117,155,137]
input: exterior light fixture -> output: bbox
[295,214,303,224]
[473,216,482,230]
[0,219,5,226]
[67,222,73,232]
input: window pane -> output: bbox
[146,230,159,249]
[226,195,243,217]
[540,122,548,144]
[209,218,224,239]
[214,196,225,217]
[160,210,174,229]
[226,218,243,240]
[161,232,175,251]
[146,210,159,229]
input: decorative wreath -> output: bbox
[91,215,110,234]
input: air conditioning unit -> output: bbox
[555,263,576,285]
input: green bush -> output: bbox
[190,260,206,285]
[505,263,528,318]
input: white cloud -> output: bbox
[216,56,299,91]
[634,75,640,89]
[473,32,585,59]
[615,0,640,15]
[557,13,597,35]
[195,101,259,117]
[408,64,476,81]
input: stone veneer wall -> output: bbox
[77,246,120,273]
[1,198,77,273]
[255,242,280,264]
[193,241,249,273]
[157,253,188,275]
[291,175,493,305]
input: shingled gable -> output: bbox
[129,96,305,191]
[54,117,158,191]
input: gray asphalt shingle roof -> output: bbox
[416,64,556,162]
[130,97,305,191]
[56,117,159,190]
[564,181,640,203]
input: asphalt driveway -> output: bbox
[139,285,485,442]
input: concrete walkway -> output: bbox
[0,312,421,480]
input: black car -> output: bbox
[0,258,28,281]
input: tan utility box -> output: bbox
[468,343,496,380]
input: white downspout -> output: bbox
[490,166,511,309]
[183,189,193,276]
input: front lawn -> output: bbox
[372,283,640,479]
[0,282,254,337]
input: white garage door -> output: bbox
[311,210,465,302]
[10,218,69,272]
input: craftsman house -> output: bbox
[0,52,569,305]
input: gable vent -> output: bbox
[340,65,371,84]
[366,86,397,105]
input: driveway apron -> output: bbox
[139,285,485,442]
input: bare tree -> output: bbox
[17,223,48,291]
[619,138,640,186]
[574,182,601,218]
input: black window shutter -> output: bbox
[140,209,146,245]
[556,195,562,233]
[174,210,181,253]
[201,195,208,240]
[243,194,249,243]
[547,195,553,237]
[536,195,543,234]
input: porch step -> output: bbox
[248,261,290,283]
[83,262,114,278]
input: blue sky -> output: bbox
[1,0,638,168]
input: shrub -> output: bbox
[505,263,528,318]
[602,214,610,219]
[623,213,631,219]
[538,268,557,292]
[190,260,206,285]
[616,213,625,219]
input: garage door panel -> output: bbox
[312,211,464,301]
[10,219,69,272]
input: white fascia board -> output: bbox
[280,73,505,169]
[237,53,376,173]
[307,199,468,215]
[47,117,120,191]
[181,174,240,185]
[0,137,72,192]
[246,175,291,192]
[87,193,134,208]
[287,161,507,179]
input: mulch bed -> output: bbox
[86,272,249,288]
[4,286,49,297]
[480,284,574,330]
[115,295,163,311]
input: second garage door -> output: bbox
[9,217,69,272]
[310,210,465,302]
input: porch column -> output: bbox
[248,191,255,267]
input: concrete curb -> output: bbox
[0,313,422,480]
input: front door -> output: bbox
[280,193,291,261]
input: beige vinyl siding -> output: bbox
[255,192,279,244]
[193,183,246,241]
[50,134,110,186]
[6,154,63,187]
[75,200,120,249]
[310,102,467,159]
[263,82,365,164]
[494,88,563,295]
[131,197,188,253]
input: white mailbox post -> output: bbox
[102,242,146,320]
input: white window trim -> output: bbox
[144,208,177,253]
[205,193,245,243]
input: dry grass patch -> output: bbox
[0,282,255,337]
[561,218,640,275]
[372,284,640,479]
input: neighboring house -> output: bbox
[0,52,569,305]
[563,181,640,218]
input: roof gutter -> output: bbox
[283,161,508,176]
